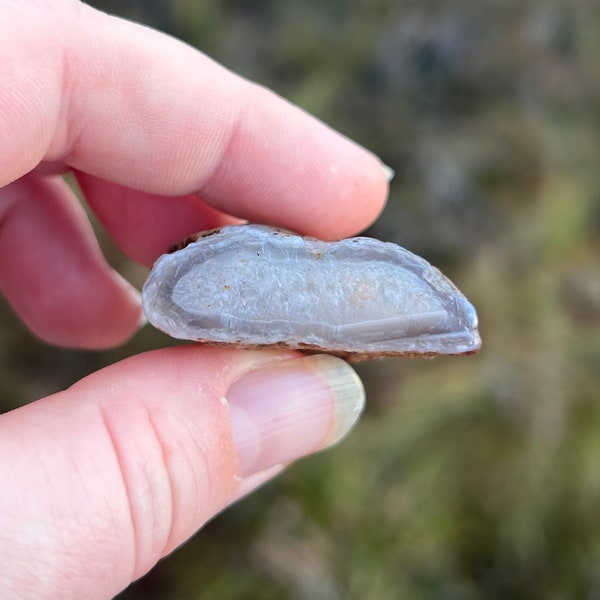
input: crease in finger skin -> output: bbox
[0,174,141,349]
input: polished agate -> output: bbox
[142,225,481,358]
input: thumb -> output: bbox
[0,347,364,600]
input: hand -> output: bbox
[0,2,389,598]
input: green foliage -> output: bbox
[4,0,600,597]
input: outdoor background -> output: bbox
[2,0,600,598]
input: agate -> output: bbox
[142,225,481,359]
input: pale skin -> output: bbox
[0,1,389,598]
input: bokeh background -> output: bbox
[2,0,600,598]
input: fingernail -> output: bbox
[226,355,365,478]
[382,164,395,182]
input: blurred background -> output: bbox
[2,0,600,597]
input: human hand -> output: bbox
[0,2,389,598]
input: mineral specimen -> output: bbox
[142,225,481,359]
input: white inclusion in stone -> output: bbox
[142,224,481,358]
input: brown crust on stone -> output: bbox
[174,337,480,363]
[168,228,223,253]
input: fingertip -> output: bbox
[0,175,143,350]
[23,268,143,350]
[226,354,365,478]
[2,2,389,241]
[197,88,391,239]
[292,150,390,240]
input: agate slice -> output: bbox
[142,225,481,359]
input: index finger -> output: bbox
[1,2,389,239]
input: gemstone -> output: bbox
[142,225,481,359]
